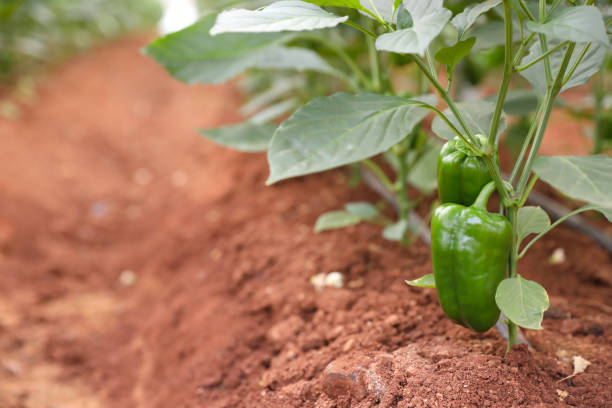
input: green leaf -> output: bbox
[431,100,506,140]
[435,37,476,69]
[266,92,436,184]
[471,20,521,51]
[250,46,338,74]
[526,6,609,47]
[144,15,289,84]
[451,0,502,39]
[519,41,606,97]
[301,0,366,13]
[532,155,612,208]
[210,1,348,34]
[495,275,549,330]
[407,141,441,193]
[345,202,379,220]
[588,205,612,223]
[375,0,451,56]
[199,122,277,152]
[405,274,436,288]
[361,0,395,22]
[383,219,412,241]
[502,89,539,116]
[396,2,413,29]
[314,210,361,232]
[517,206,551,244]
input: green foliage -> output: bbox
[266,92,436,184]
[495,275,549,330]
[0,0,162,82]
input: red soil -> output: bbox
[0,35,610,408]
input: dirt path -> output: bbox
[0,35,610,408]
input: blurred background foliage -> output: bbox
[0,0,162,83]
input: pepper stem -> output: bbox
[471,181,497,210]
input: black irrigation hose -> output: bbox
[360,165,531,347]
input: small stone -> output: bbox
[384,314,400,327]
[549,248,566,264]
[325,272,344,288]
[556,389,569,401]
[310,273,327,291]
[118,270,137,287]
[322,353,388,402]
[342,338,355,352]
[347,279,364,289]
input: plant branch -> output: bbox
[342,20,377,39]
[515,41,570,71]
[516,44,575,194]
[362,159,396,192]
[509,102,544,183]
[489,0,514,146]
[519,204,597,258]
[298,33,374,91]
[563,42,591,86]
[411,55,478,147]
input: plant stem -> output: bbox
[489,0,514,146]
[538,0,553,83]
[509,102,545,183]
[518,204,598,258]
[367,33,382,93]
[506,206,519,350]
[515,41,569,72]
[516,44,575,194]
[342,20,377,39]
[396,149,410,245]
[412,56,478,146]
[362,158,396,192]
[298,33,374,91]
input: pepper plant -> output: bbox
[146,0,612,350]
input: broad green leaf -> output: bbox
[360,0,395,23]
[210,1,348,35]
[526,6,609,47]
[251,46,337,74]
[405,274,435,288]
[301,0,366,12]
[471,20,521,51]
[502,89,539,116]
[144,15,288,84]
[431,100,506,140]
[314,210,361,232]
[532,156,612,208]
[435,37,476,69]
[589,205,612,223]
[495,275,549,330]
[199,122,277,152]
[451,0,502,39]
[383,219,412,241]
[266,93,436,184]
[345,202,379,220]
[519,41,606,97]
[517,206,551,243]
[407,141,441,193]
[375,0,451,56]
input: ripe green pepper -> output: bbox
[437,135,491,206]
[431,182,512,332]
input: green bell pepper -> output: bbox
[431,182,512,332]
[437,135,491,206]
